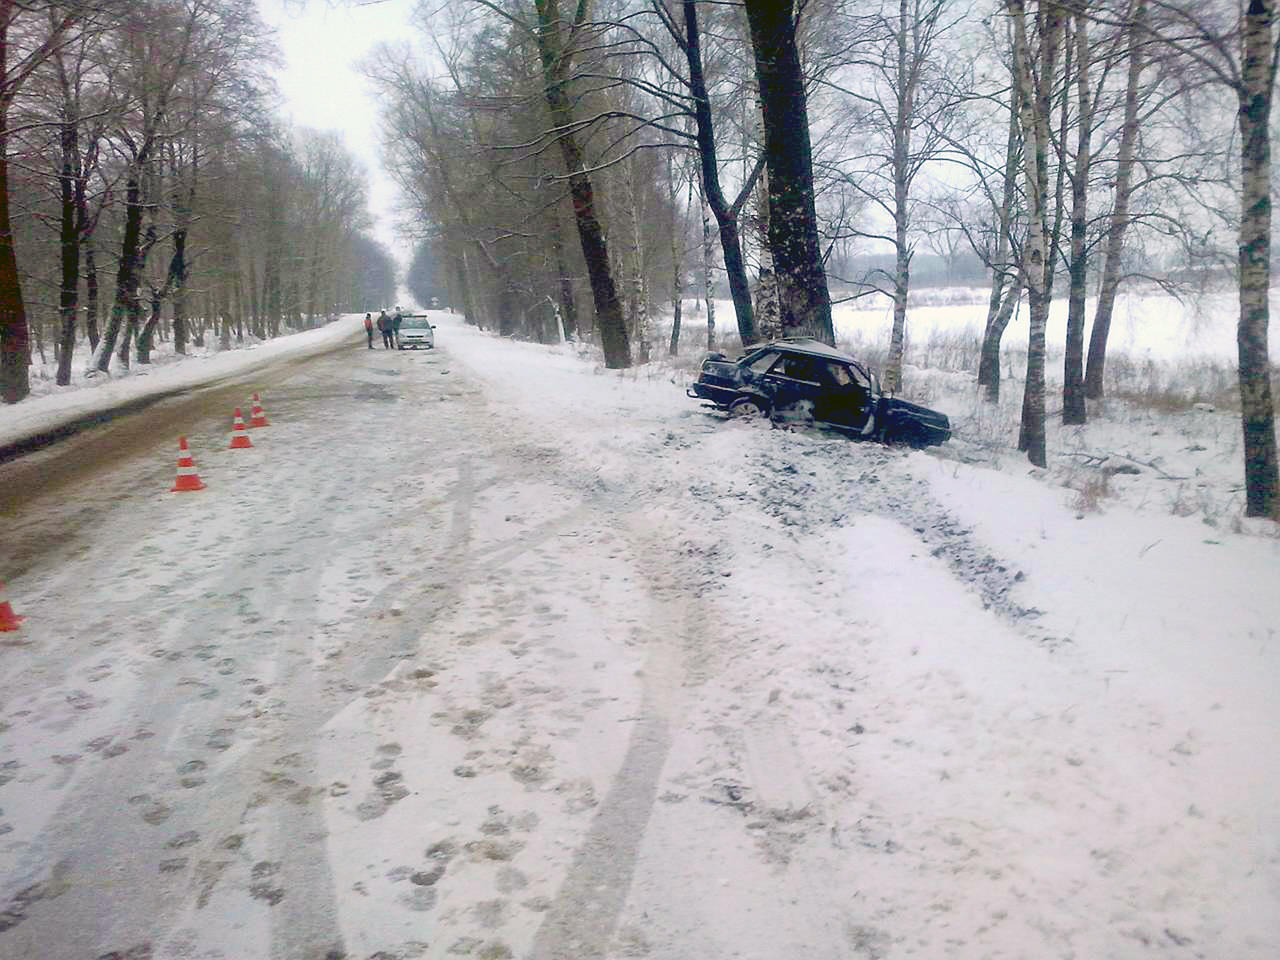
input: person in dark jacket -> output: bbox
[377,309,394,348]
[392,307,403,349]
[364,313,374,349]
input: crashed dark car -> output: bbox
[687,338,951,447]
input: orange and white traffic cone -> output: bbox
[248,393,269,428]
[0,581,24,632]
[228,408,254,449]
[170,436,207,492]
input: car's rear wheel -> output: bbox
[728,397,769,421]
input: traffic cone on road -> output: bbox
[0,582,24,632]
[248,393,269,428]
[228,408,254,449]
[170,436,207,492]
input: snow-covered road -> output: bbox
[1,315,1277,959]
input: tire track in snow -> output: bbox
[525,689,671,960]
[525,512,704,960]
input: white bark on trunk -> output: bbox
[626,155,650,362]
[701,179,716,351]
[752,105,780,342]
[1085,0,1146,401]
[885,0,914,394]
[1008,0,1061,468]
[1238,0,1279,516]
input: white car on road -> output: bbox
[397,313,435,349]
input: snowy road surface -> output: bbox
[1,316,1277,959]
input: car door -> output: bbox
[759,353,827,419]
[813,361,877,434]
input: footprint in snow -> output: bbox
[141,802,171,826]
[398,885,438,912]
[206,728,234,751]
[93,942,153,960]
[177,759,206,787]
[167,830,200,849]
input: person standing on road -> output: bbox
[364,313,374,349]
[392,306,403,349]
[377,309,394,349]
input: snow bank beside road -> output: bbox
[0,317,359,451]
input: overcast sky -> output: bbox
[257,0,421,263]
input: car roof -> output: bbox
[756,338,859,363]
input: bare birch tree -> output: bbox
[1008,0,1064,468]
[1137,0,1279,515]
[1084,0,1147,401]
[825,0,960,390]
[1235,0,1278,516]
[1061,2,1096,425]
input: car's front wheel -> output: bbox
[728,397,769,421]
[882,422,923,449]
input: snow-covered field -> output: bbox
[1,304,1278,958]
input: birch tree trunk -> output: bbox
[668,153,685,356]
[1237,0,1279,516]
[549,212,577,340]
[884,0,915,393]
[978,92,1023,401]
[1085,0,1145,400]
[701,181,716,351]
[625,155,651,362]
[753,166,781,342]
[1008,0,1063,468]
[979,272,1024,403]
[1063,5,1094,425]
[681,0,758,346]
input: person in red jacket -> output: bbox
[363,312,374,349]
